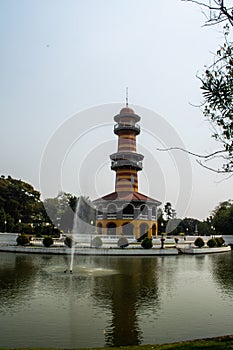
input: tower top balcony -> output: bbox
[114,107,140,123]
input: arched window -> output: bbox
[97,205,103,218]
[140,204,148,218]
[97,223,102,234]
[122,203,134,218]
[152,206,156,218]
[122,222,134,236]
[107,222,117,236]
[107,204,117,218]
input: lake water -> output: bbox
[1,249,233,348]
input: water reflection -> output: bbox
[209,252,233,298]
[90,257,160,346]
[0,253,38,313]
[1,252,233,348]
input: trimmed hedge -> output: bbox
[194,237,205,248]
[64,236,72,248]
[91,236,103,248]
[16,234,29,246]
[141,237,153,249]
[43,236,54,247]
[117,236,129,248]
[207,238,217,248]
[215,236,225,247]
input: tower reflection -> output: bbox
[90,257,160,346]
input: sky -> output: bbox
[1,0,233,220]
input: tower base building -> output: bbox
[93,106,161,240]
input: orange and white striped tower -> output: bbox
[110,106,143,193]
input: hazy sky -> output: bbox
[1,0,233,220]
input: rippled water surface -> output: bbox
[1,251,233,348]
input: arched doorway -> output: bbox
[122,222,134,236]
[107,222,117,235]
[152,223,156,236]
[139,223,149,240]
[97,223,102,234]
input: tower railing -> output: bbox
[111,160,143,169]
[114,123,140,133]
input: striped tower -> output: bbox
[110,107,144,193]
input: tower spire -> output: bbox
[126,87,128,107]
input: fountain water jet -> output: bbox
[69,196,95,272]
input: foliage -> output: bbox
[117,236,129,248]
[207,238,217,248]
[183,1,233,172]
[16,234,29,246]
[42,236,54,247]
[64,236,72,248]
[212,200,233,234]
[164,202,176,219]
[194,237,205,248]
[199,35,233,172]
[141,237,153,249]
[215,236,225,247]
[91,236,103,248]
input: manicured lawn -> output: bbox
[1,335,233,350]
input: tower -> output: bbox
[110,106,143,193]
[93,105,161,239]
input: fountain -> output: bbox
[68,196,95,273]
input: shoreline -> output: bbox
[0,244,231,256]
[0,334,233,349]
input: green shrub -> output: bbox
[43,236,54,247]
[16,234,29,246]
[64,236,72,248]
[141,237,153,249]
[117,236,129,248]
[194,237,205,248]
[207,238,217,248]
[215,236,225,247]
[91,236,103,248]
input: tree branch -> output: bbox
[156,147,227,159]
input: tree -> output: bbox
[212,200,233,234]
[0,176,45,231]
[0,208,6,232]
[164,202,176,219]
[182,1,233,172]
[199,32,233,172]
[182,1,233,27]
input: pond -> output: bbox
[1,250,233,348]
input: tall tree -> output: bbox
[181,1,233,172]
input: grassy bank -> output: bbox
[1,335,233,350]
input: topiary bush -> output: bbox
[64,236,72,248]
[141,237,153,249]
[194,237,205,248]
[91,236,103,248]
[215,236,225,247]
[16,234,29,246]
[43,236,54,247]
[117,236,129,248]
[207,238,217,248]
